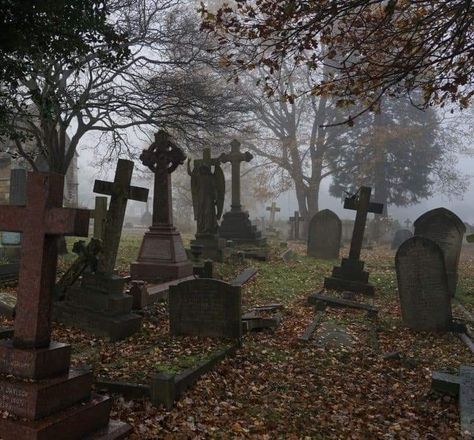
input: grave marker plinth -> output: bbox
[0,172,130,439]
[131,131,193,282]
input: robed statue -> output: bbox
[187,149,225,236]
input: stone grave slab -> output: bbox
[169,278,241,339]
[414,207,465,296]
[391,229,413,250]
[315,322,354,349]
[460,366,474,438]
[307,209,341,259]
[396,236,452,332]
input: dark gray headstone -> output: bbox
[169,278,241,339]
[396,236,452,331]
[414,208,465,296]
[307,209,341,259]
[460,365,474,438]
[391,229,413,250]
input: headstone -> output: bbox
[289,211,304,240]
[266,202,280,233]
[460,365,474,438]
[391,229,413,250]
[324,186,383,295]
[396,236,452,331]
[169,278,241,339]
[188,148,227,261]
[414,207,465,296]
[0,172,131,439]
[218,140,265,245]
[54,159,147,341]
[131,130,193,283]
[307,209,341,259]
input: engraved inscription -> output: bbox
[0,383,28,413]
[142,238,171,260]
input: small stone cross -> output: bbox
[289,211,304,240]
[219,139,253,211]
[266,201,281,224]
[94,159,148,274]
[405,218,411,229]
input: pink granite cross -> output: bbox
[0,173,89,349]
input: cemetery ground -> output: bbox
[1,235,474,438]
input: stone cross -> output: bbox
[344,186,383,260]
[94,159,148,274]
[266,202,281,224]
[139,130,186,227]
[219,139,253,211]
[405,218,411,229]
[0,172,89,348]
[289,211,304,240]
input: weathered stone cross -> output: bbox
[344,186,383,260]
[266,202,281,224]
[219,139,253,211]
[289,211,304,240]
[0,173,89,348]
[404,218,411,229]
[94,159,148,274]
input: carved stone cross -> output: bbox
[94,159,148,275]
[266,201,281,224]
[219,139,253,211]
[0,172,89,348]
[289,211,304,240]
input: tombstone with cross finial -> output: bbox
[289,211,304,241]
[265,201,281,233]
[0,172,131,439]
[188,147,227,261]
[324,186,383,295]
[54,159,148,341]
[218,139,266,246]
[131,130,193,283]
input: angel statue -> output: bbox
[187,149,225,237]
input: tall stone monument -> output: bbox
[0,172,131,439]
[414,207,465,296]
[307,209,341,259]
[324,186,383,295]
[396,236,452,331]
[188,148,226,261]
[131,130,193,283]
[218,140,265,245]
[55,159,148,340]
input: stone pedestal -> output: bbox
[324,257,375,295]
[54,273,141,341]
[130,225,193,283]
[190,234,227,262]
[0,341,131,440]
[219,210,266,246]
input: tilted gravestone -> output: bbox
[396,236,452,332]
[391,229,413,250]
[307,209,341,259]
[169,278,241,339]
[414,207,465,296]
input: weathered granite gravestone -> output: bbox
[396,236,452,331]
[289,211,303,241]
[0,172,131,439]
[55,159,148,340]
[324,187,383,295]
[218,140,265,245]
[188,148,227,261]
[307,209,341,259]
[414,207,465,296]
[169,278,241,339]
[266,201,281,233]
[391,229,413,250]
[131,131,193,283]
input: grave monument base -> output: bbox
[219,210,266,246]
[54,273,141,341]
[190,234,227,262]
[324,257,375,295]
[130,225,193,283]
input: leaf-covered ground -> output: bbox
[2,235,474,438]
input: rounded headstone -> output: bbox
[307,209,342,259]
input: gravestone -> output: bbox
[266,201,281,233]
[391,229,413,250]
[0,172,131,439]
[169,278,241,339]
[289,211,303,241]
[131,130,193,282]
[188,148,227,261]
[218,140,265,245]
[324,187,383,295]
[307,209,341,259]
[396,236,452,331]
[54,159,148,341]
[414,207,465,296]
